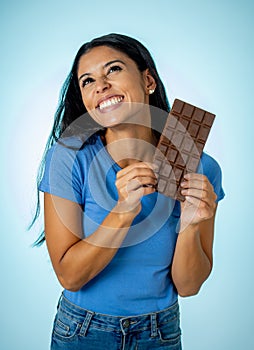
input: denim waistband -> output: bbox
[57,293,180,337]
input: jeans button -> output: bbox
[123,319,130,328]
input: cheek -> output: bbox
[81,94,87,107]
[131,76,146,95]
[130,82,147,102]
[80,91,91,110]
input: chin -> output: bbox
[96,116,119,128]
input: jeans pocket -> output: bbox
[53,310,80,340]
[158,319,181,346]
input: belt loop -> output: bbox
[56,293,63,310]
[79,311,94,336]
[150,313,158,337]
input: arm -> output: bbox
[44,162,156,292]
[171,173,218,297]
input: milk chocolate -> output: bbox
[153,99,215,201]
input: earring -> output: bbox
[149,89,155,95]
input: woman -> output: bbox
[36,33,225,349]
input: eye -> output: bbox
[108,65,122,74]
[81,77,94,88]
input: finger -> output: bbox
[181,179,201,189]
[184,195,202,207]
[181,187,202,198]
[181,187,210,203]
[183,173,209,182]
[183,185,217,204]
[116,173,157,194]
[117,177,156,200]
[180,179,211,192]
[127,177,157,191]
[116,167,157,185]
[116,162,155,178]
[119,185,155,209]
[184,196,214,220]
[181,175,213,192]
[130,185,156,198]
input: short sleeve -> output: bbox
[197,153,225,202]
[39,143,84,204]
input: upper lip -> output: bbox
[96,94,124,108]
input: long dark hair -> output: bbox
[30,33,170,246]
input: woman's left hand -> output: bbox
[179,173,217,231]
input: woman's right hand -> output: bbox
[114,162,157,215]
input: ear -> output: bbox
[143,68,157,95]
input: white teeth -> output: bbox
[99,96,123,110]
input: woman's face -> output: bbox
[77,46,156,127]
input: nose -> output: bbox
[96,76,111,94]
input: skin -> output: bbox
[44,46,218,296]
[77,46,154,129]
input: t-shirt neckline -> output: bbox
[96,133,122,172]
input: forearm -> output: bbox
[57,208,136,291]
[171,223,212,297]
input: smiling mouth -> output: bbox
[98,96,124,111]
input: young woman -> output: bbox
[36,33,225,349]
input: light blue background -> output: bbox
[1,0,253,349]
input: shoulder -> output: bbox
[45,133,102,165]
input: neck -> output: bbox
[103,124,158,168]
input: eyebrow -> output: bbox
[78,59,126,82]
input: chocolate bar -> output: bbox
[153,99,215,201]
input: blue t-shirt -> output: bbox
[39,133,225,316]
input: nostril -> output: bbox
[96,86,109,94]
[96,79,110,93]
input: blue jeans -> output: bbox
[50,294,182,349]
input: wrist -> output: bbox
[112,203,139,223]
[179,221,199,235]
[113,200,141,217]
